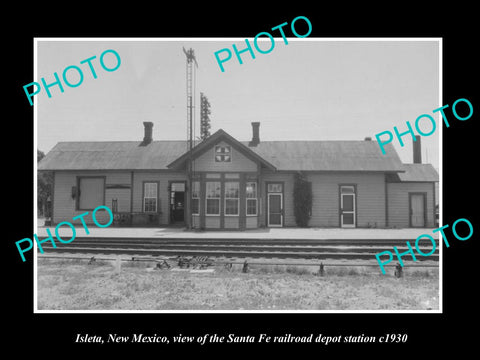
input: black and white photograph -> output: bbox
[34,38,440,312]
[6,7,479,355]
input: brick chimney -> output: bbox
[249,122,260,147]
[413,135,422,163]
[140,122,153,146]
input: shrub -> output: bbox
[293,172,312,227]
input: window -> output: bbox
[341,185,355,194]
[206,173,221,178]
[225,182,239,216]
[215,145,231,162]
[192,181,200,215]
[78,177,104,210]
[246,182,257,216]
[225,173,239,179]
[267,183,283,193]
[206,181,221,215]
[144,182,158,212]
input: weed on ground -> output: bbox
[36,259,439,311]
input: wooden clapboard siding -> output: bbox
[307,172,386,227]
[246,217,257,228]
[205,216,221,228]
[106,188,130,213]
[193,141,257,172]
[261,171,295,226]
[224,216,240,229]
[53,171,132,225]
[132,172,187,225]
[387,182,435,228]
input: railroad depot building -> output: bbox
[38,122,439,230]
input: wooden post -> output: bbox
[114,256,122,274]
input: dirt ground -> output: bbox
[36,258,439,311]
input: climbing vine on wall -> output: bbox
[293,172,312,227]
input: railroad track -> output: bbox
[37,237,439,261]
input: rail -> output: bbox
[37,254,439,269]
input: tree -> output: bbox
[37,150,53,217]
[293,172,312,227]
[200,92,211,140]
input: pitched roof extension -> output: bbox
[396,163,439,182]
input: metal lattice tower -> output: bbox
[183,47,198,229]
[183,47,198,153]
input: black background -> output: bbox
[6,4,478,356]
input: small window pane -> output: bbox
[144,198,156,212]
[246,182,257,198]
[206,182,221,198]
[268,183,282,193]
[341,186,355,194]
[225,199,239,215]
[225,182,239,215]
[225,182,239,198]
[192,198,199,215]
[144,183,157,197]
[192,181,200,198]
[171,183,185,192]
[247,199,257,215]
[342,194,354,211]
[192,181,200,215]
[225,173,239,179]
[246,182,257,216]
[343,213,354,225]
[269,213,282,226]
[206,199,220,215]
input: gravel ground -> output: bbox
[36,258,439,311]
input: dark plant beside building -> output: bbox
[37,150,53,217]
[293,172,312,227]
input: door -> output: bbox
[268,193,283,227]
[170,182,186,224]
[340,185,356,228]
[410,193,425,227]
[173,192,185,222]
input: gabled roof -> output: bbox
[39,129,405,173]
[167,129,276,171]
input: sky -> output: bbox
[36,38,440,167]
